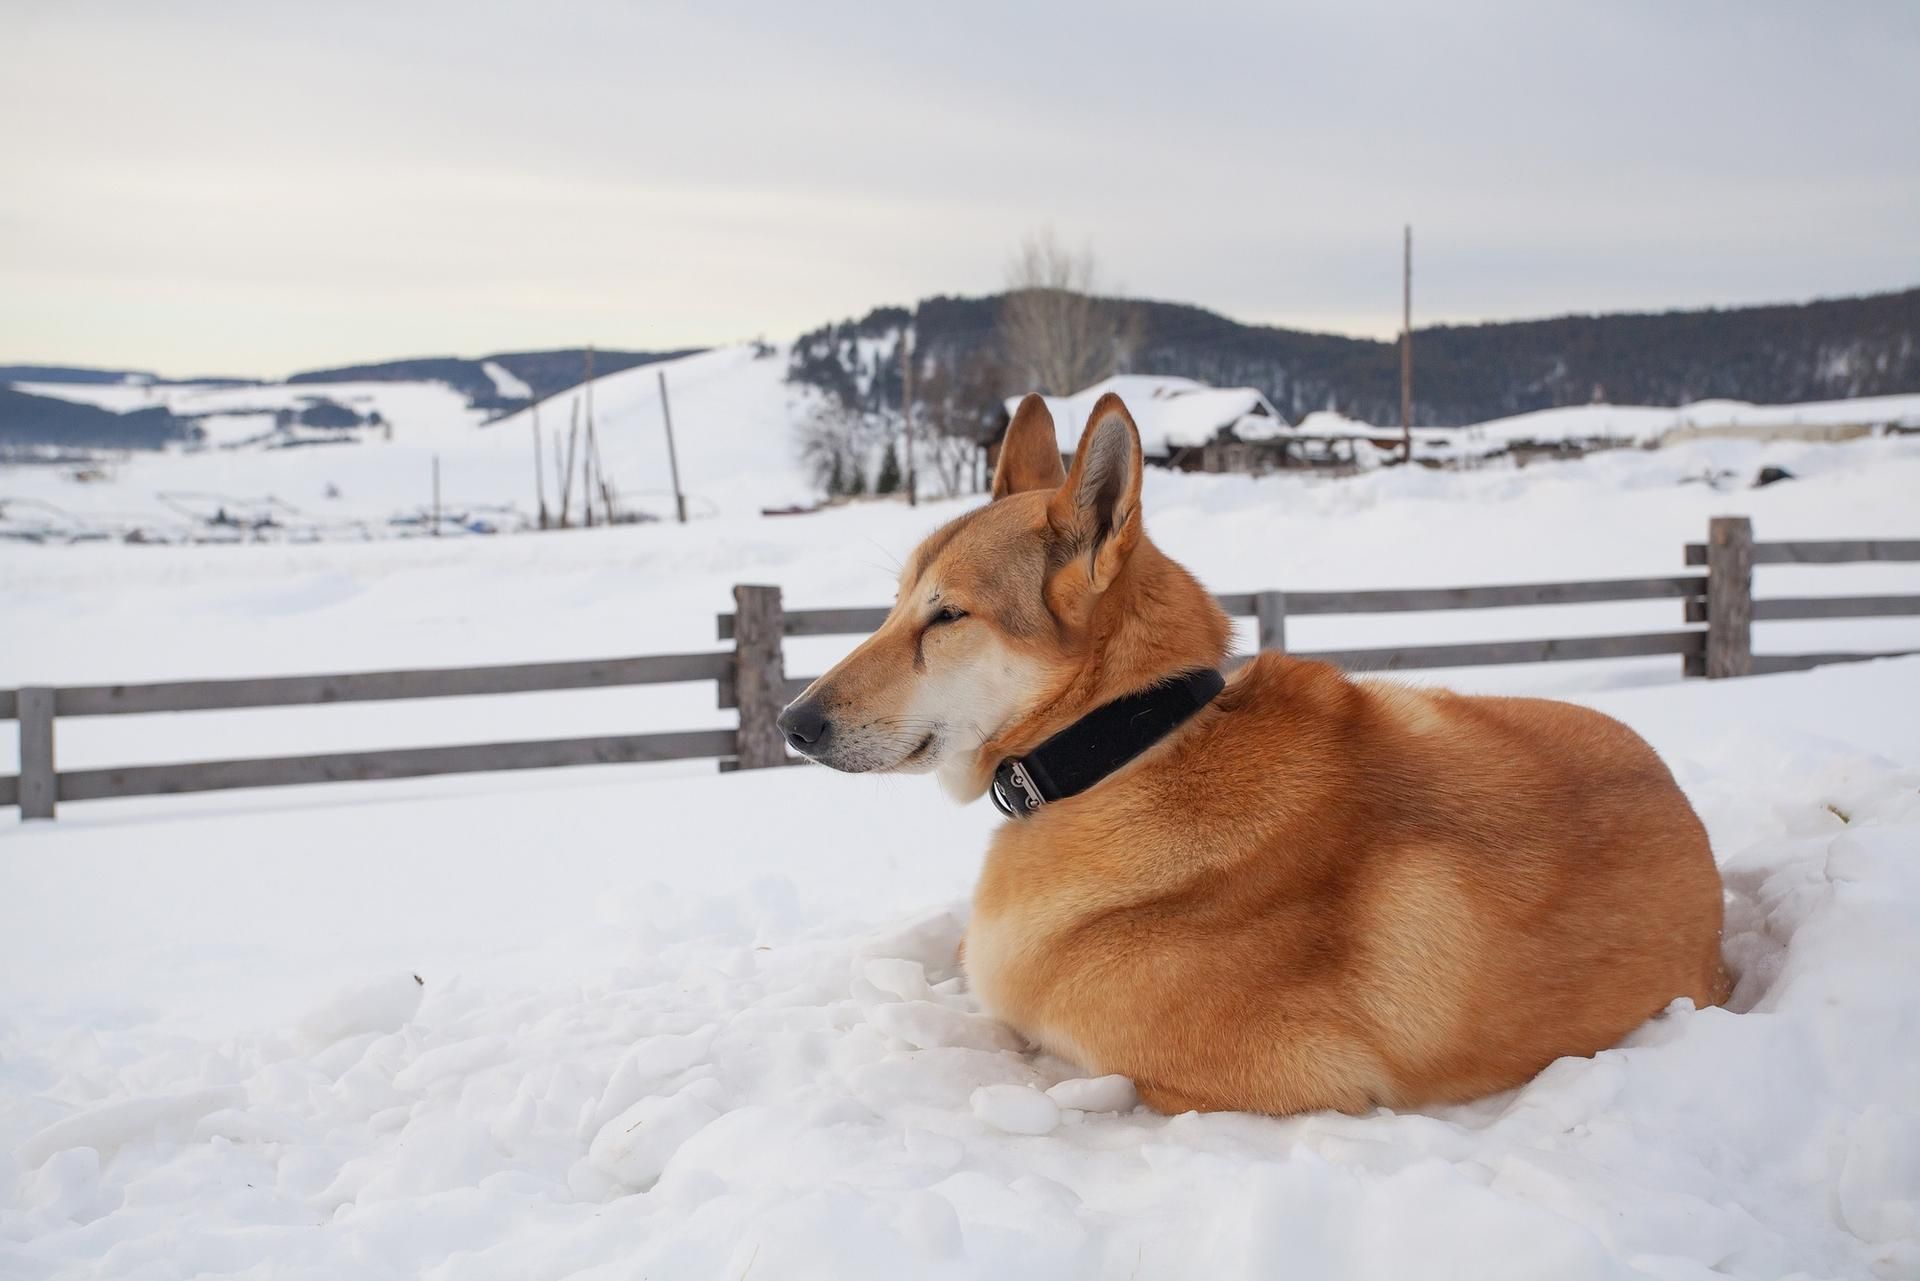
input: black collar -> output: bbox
[989,668,1226,819]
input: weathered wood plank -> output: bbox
[717,754,813,773]
[731,585,788,770]
[718,606,890,640]
[0,689,15,722]
[1281,629,1703,672]
[55,730,741,802]
[1281,576,1707,615]
[1752,594,1920,621]
[54,652,733,717]
[1687,539,1920,566]
[716,674,812,711]
[1750,651,1918,675]
[0,774,16,808]
[17,687,56,819]
[728,576,1709,638]
[1752,539,1920,564]
[1705,516,1754,679]
[1255,591,1287,652]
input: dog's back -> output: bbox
[967,652,1730,1115]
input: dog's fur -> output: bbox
[784,393,1731,1116]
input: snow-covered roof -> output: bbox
[1292,409,1384,439]
[1004,375,1285,455]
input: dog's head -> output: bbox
[778,391,1227,800]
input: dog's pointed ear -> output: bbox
[1049,393,1144,594]
[991,394,1066,499]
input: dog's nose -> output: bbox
[777,699,830,751]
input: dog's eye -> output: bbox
[930,605,967,626]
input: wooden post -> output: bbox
[1255,591,1288,654]
[560,400,580,528]
[731,585,787,769]
[1705,516,1753,679]
[901,323,917,506]
[1400,224,1413,464]
[658,370,687,524]
[431,455,441,536]
[18,686,55,820]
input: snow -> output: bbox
[970,1085,1061,1136]
[4,368,1920,1277]
[479,361,532,401]
[1470,392,1920,448]
[3,663,1918,1277]
[1006,375,1283,454]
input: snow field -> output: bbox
[3,672,1918,1278]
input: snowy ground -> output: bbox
[4,422,1920,1279]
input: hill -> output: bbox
[0,385,193,454]
[287,347,705,415]
[790,287,1920,426]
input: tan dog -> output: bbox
[779,393,1730,1116]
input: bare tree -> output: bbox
[998,229,1144,395]
[916,350,1005,497]
[796,398,891,498]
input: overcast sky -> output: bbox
[3,0,1916,378]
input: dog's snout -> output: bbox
[777,699,830,752]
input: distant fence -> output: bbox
[6,517,1918,820]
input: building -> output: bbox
[999,375,1287,472]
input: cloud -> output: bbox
[2,0,1915,375]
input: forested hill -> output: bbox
[789,286,1920,426]
[286,347,703,414]
[0,386,192,452]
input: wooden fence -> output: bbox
[6,517,1918,820]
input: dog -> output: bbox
[778,392,1731,1116]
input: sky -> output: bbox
[2,0,1916,379]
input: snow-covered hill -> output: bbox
[2,346,821,540]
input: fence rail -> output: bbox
[6,518,1917,820]
[51,653,734,717]
[1684,538,1920,566]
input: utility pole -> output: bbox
[900,320,917,507]
[658,369,687,524]
[1400,225,1413,464]
[531,402,548,529]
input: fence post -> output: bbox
[732,585,788,768]
[1705,516,1753,679]
[18,687,56,820]
[1255,591,1288,653]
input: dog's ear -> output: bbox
[1049,393,1144,593]
[991,394,1066,499]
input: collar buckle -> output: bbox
[990,758,1045,818]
